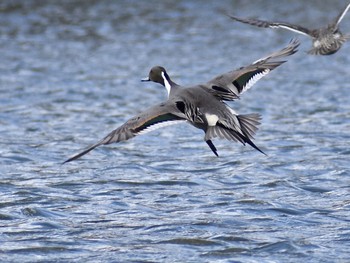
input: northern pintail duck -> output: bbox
[63,40,299,163]
[228,2,350,55]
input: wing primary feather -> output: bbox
[253,38,300,64]
[63,142,103,164]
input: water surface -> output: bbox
[1,0,350,262]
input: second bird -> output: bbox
[228,2,350,55]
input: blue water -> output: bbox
[1,0,350,262]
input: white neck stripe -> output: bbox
[161,71,171,97]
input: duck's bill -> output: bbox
[141,77,150,82]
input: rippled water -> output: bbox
[1,0,350,262]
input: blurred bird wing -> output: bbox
[228,15,312,37]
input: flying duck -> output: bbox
[228,2,350,55]
[63,39,299,163]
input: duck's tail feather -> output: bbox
[204,113,266,155]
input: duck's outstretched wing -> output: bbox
[334,2,350,26]
[205,39,299,101]
[228,15,312,37]
[63,103,185,163]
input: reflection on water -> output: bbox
[1,0,350,262]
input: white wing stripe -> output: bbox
[242,69,270,93]
[277,25,310,36]
[136,120,185,135]
[337,3,350,25]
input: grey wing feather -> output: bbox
[206,39,299,100]
[63,103,185,163]
[236,113,261,139]
[227,15,312,37]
